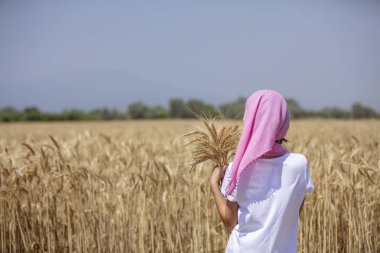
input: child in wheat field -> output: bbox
[210,90,314,253]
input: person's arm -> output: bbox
[210,165,239,234]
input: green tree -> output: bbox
[0,107,21,122]
[219,97,246,119]
[186,99,219,118]
[149,106,169,119]
[62,109,86,121]
[43,113,66,121]
[351,103,377,118]
[285,98,305,119]
[128,102,150,119]
[94,107,126,120]
[169,98,187,118]
[320,107,350,118]
[23,106,42,121]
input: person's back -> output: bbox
[221,152,314,253]
[209,90,315,253]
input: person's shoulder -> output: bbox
[285,152,308,167]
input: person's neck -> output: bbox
[260,154,286,159]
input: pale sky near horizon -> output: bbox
[1,0,379,112]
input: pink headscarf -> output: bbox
[224,90,290,196]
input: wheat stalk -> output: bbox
[184,117,241,172]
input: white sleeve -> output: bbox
[305,161,315,193]
[220,162,238,202]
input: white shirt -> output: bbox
[220,152,315,253]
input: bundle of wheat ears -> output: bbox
[184,117,241,172]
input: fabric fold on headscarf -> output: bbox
[224,90,290,196]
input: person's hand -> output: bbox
[210,164,228,188]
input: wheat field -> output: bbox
[0,119,379,253]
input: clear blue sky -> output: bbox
[1,0,379,112]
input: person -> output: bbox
[210,90,314,253]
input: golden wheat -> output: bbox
[0,119,379,253]
[184,118,241,172]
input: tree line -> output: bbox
[0,97,378,122]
